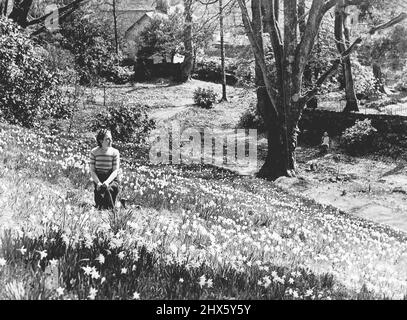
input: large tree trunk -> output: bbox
[180,0,194,82]
[335,0,358,112]
[258,0,300,180]
[258,118,296,180]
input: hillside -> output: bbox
[1,80,407,299]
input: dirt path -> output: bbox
[149,105,192,122]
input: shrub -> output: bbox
[37,39,78,85]
[394,66,407,92]
[237,102,265,132]
[340,119,378,155]
[352,60,384,100]
[105,65,134,85]
[60,10,117,85]
[234,58,255,86]
[91,97,156,145]
[0,17,71,128]
[193,88,218,109]
[193,57,239,85]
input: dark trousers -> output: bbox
[94,171,120,210]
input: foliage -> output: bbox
[59,10,117,85]
[306,18,339,94]
[192,17,216,55]
[234,58,255,86]
[91,96,156,145]
[341,119,378,155]
[351,60,384,100]
[193,87,217,109]
[237,102,265,133]
[136,12,184,64]
[394,65,407,92]
[0,17,72,128]
[104,65,135,85]
[36,39,78,85]
[193,57,253,86]
[356,3,407,85]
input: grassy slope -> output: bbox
[1,81,407,299]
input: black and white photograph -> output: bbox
[1,0,407,310]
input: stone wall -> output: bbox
[298,110,407,154]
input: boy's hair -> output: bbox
[96,129,111,147]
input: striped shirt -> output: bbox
[89,147,120,174]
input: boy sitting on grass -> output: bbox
[89,129,121,210]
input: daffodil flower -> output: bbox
[88,288,97,300]
[36,250,47,260]
[95,254,105,265]
[81,265,93,276]
[17,246,27,255]
[198,275,206,288]
[49,259,58,267]
[56,287,64,296]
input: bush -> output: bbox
[104,65,135,84]
[234,58,255,86]
[36,38,78,85]
[394,66,407,92]
[60,10,117,85]
[340,119,378,155]
[193,57,240,85]
[352,60,384,100]
[91,97,156,146]
[237,102,265,132]
[0,17,71,128]
[193,88,218,109]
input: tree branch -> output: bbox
[302,9,407,104]
[369,12,407,35]
[236,0,279,117]
[30,6,77,37]
[262,0,283,81]
[296,0,326,75]
[301,36,362,103]
[26,0,88,27]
